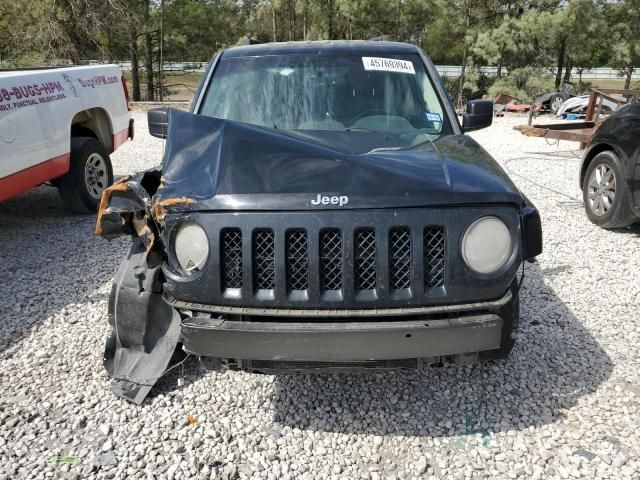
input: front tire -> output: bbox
[57,136,113,213]
[582,151,633,229]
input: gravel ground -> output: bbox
[1,112,639,480]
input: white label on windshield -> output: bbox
[362,57,415,74]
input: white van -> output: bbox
[0,65,133,212]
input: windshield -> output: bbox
[199,53,451,151]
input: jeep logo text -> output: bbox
[311,194,349,207]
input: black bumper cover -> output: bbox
[181,314,503,362]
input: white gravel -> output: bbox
[1,112,639,479]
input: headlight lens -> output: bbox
[461,216,513,274]
[174,222,209,274]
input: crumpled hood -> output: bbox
[154,109,524,212]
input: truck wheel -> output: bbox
[57,136,113,213]
[582,151,633,229]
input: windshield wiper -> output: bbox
[366,134,437,154]
[344,127,378,132]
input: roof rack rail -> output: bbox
[368,35,395,42]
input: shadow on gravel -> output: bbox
[271,261,613,437]
[609,223,640,236]
[0,187,128,354]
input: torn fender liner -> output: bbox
[96,169,162,251]
[104,239,180,404]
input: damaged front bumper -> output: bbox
[180,314,504,363]
[103,241,518,403]
[169,286,517,370]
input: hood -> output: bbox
[154,109,524,212]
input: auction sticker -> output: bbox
[362,57,415,74]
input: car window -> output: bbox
[199,53,451,149]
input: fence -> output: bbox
[434,65,639,80]
[114,62,638,80]
[3,59,637,80]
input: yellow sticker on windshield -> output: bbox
[362,57,415,74]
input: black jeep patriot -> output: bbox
[97,41,542,404]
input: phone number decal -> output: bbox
[0,81,65,103]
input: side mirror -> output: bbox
[462,100,493,132]
[148,108,169,139]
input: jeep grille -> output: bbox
[220,224,446,298]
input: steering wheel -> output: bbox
[349,109,390,127]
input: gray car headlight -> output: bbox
[174,222,209,274]
[461,216,513,274]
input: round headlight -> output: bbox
[461,216,513,274]
[174,222,209,274]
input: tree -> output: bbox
[456,0,477,107]
[606,0,640,89]
[473,16,519,77]
[0,0,633,104]
[0,0,53,65]
[162,0,240,59]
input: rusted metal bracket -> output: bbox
[515,88,640,147]
[514,122,597,144]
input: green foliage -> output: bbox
[441,69,496,104]
[472,16,519,67]
[575,81,594,95]
[488,67,555,101]
[441,76,459,102]
[605,0,640,86]
[0,0,53,64]
[460,60,497,100]
[421,0,466,64]
[2,52,47,68]
[162,0,239,60]
[1,0,639,101]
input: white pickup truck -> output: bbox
[0,65,133,212]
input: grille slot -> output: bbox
[355,228,376,291]
[389,227,412,290]
[286,230,309,291]
[320,230,343,291]
[253,230,275,290]
[424,226,446,288]
[221,229,243,289]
